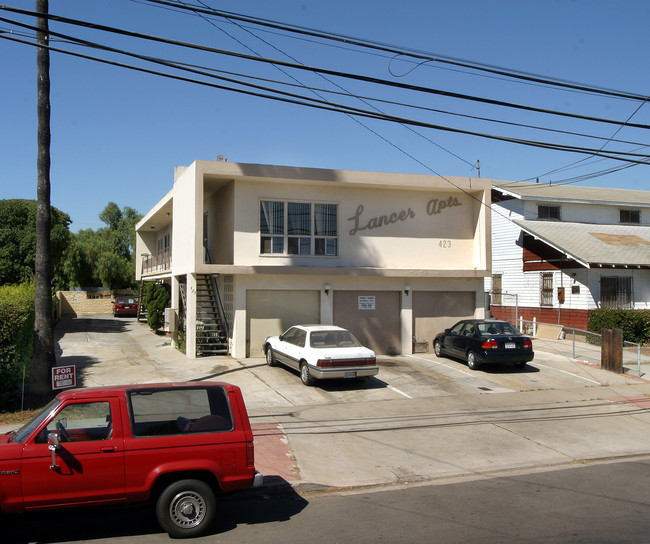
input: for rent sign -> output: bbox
[52,365,76,390]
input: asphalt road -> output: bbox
[4,459,649,543]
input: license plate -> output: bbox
[505,342,516,349]
[344,371,357,378]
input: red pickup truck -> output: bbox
[0,382,263,538]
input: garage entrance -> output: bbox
[413,291,476,351]
[333,291,401,355]
[246,290,320,357]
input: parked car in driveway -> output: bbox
[433,319,534,370]
[263,325,378,386]
[112,297,138,317]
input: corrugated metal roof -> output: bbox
[514,220,650,267]
[493,181,650,206]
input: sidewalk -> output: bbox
[3,315,650,494]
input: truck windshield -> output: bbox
[11,398,60,443]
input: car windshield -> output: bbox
[10,398,61,443]
[477,322,521,336]
[310,330,362,348]
[117,298,136,304]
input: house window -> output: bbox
[601,276,633,309]
[538,205,561,220]
[619,209,640,224]
[541,272,553,306]
[492,273,503,305]
[260,200,338,256]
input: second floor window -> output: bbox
[538,205,561,220]
[260,200,338,256]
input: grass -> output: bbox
[0,408,42,427]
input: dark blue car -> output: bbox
[433,319,534,370]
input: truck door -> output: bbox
[21,399,126,508]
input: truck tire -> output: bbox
[156,479,216,539]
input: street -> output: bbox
[3,459,649,543]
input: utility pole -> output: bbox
[30,0,55,405]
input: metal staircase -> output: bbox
[136,279,148,323]
[194,274,230,356]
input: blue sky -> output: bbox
[2,0,650,232]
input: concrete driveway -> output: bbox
[53,315,643,408]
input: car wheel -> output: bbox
[156,479,216,539]
[265,346,277,367]
[300,362,315,386]
[467,351,480,370]
[514,362,527,370]
[433,340,444,357]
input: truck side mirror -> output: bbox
[48,432,60,448]
[48,432,61,471]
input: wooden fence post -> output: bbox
[601,328,623,373]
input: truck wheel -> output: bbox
[156,479,216,539]
[265,346,277,366]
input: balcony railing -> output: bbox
[142,249,171,275]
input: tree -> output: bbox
[143,281,171,331]
[63,202,142,289]
[0,200,71,288]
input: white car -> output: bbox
[263,325,378,386]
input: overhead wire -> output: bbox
[138,0,649,103]
[3,3,650,184]
[182,0,477,171]
[134,0,650,187]
[2,5,650,133]
[4,26,650,167]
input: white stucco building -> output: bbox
[136,160,491,358]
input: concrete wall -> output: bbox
[56,290,135,317]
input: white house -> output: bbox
[135,160,492,358]
[486,181,650,331]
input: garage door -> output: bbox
[246,290,320,357]
[413,291,476,350]
[333,291,401,355]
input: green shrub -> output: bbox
[0,282,35,409]
[588,309,650,345]
[142,281,170,332]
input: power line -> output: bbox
[3,12,650,166]
[4,26,650,166]
[138,0,649,103]
[3,5,650,133]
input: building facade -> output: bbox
[136,160,491,358]
[486,181,650,331]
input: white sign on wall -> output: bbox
[358,296,375,310]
